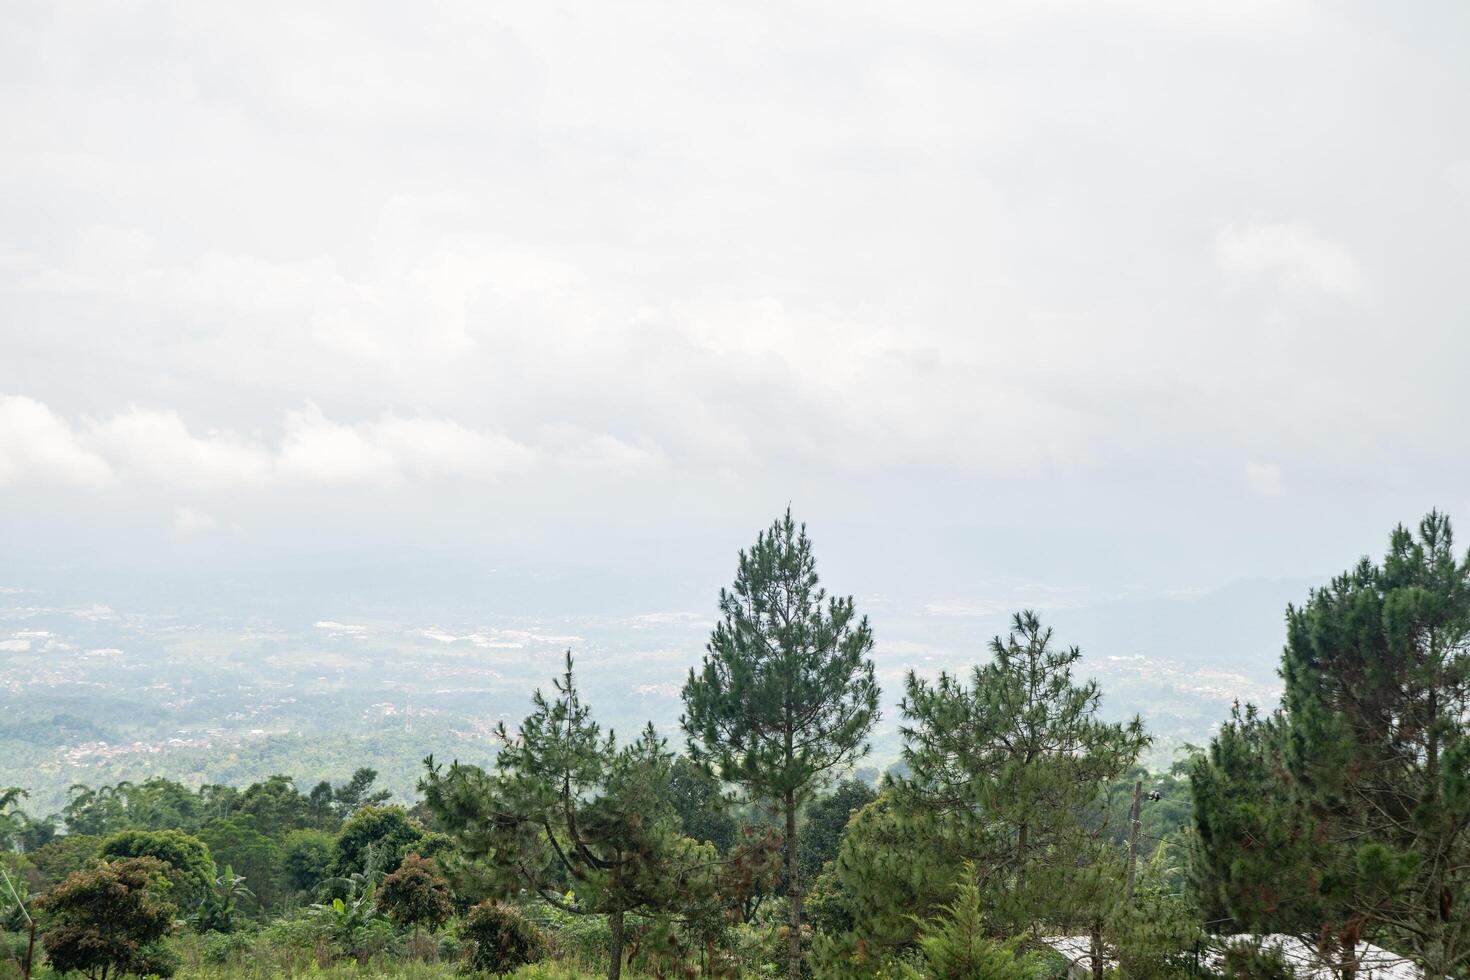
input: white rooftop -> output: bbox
[1039,934,1421,979]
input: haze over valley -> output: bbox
[2,563,1301,811]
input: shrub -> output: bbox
[199,928,255,964]
[259,909,321,950]
[437,927,461,963]
[26,834,101,888]
[520,899,620,962]
[377,854,454,959]
[308,880,392,963]
[461,900,548,975]
[506,964,615,979]
[1220,940,1300,979]
[909,870,1046,980]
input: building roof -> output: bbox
[1039,934,1421,979]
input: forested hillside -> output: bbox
[3,512,1469,978]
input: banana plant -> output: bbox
[191,864,254,933]
[308,888,381,961]
[308,852,388,963]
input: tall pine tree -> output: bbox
[1188,702,1330,938]
[895,611,1149,937]
[816,612,1148,976]
[682,509,879,980]
[1282,513,1470,978]
[1191,513,1470,979]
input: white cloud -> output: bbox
[0,396,114,488]
[277,405,401,485]
[924,598,1016,617]
[367,415,538,481]
[545,427,661,477]
[75,225,157,277]
[1244,461,1284,497]
[925,592,1084,616]
[89,408,272,489]
[173,507,218,533]
[274,406,544,485]
[1215,220,1363,299]
[0,397,547,492]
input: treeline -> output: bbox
[1,767,410,911]
[1,510,1467,979]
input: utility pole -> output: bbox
[0,866,34,979]
[1125,778,1142,903]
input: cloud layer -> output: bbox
[0,396,647,491]
[4,1,1470,595]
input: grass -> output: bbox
[2,913,768,979]
[171,963,612,979]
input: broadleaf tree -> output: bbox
[376,854,453,959]
[681,509,880,979]
[37,857,178,980]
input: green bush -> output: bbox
[461,900,548,975]
[377,853,454,937]
[26,834,102,888]
[906,870,1047,980]
[437,927,461,963]
[502,964,609,979]
[259,909,321,950]
[199,928,255,964]
[1220,940,1300,979]
[521,899,616,961]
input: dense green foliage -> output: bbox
[1191,513,1470,979]
[423,653,779,980]
[797,778,876,884]
[330,805,425,879]
[812,609,1152,976]
[668,756,740,855]
[11,512,1470,979]
[908,869,1049,980]
[98,829,216,909]
[281,828,334,894]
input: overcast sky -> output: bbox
[4,1,1470,618]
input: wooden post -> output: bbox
[1125,779,1142,902]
